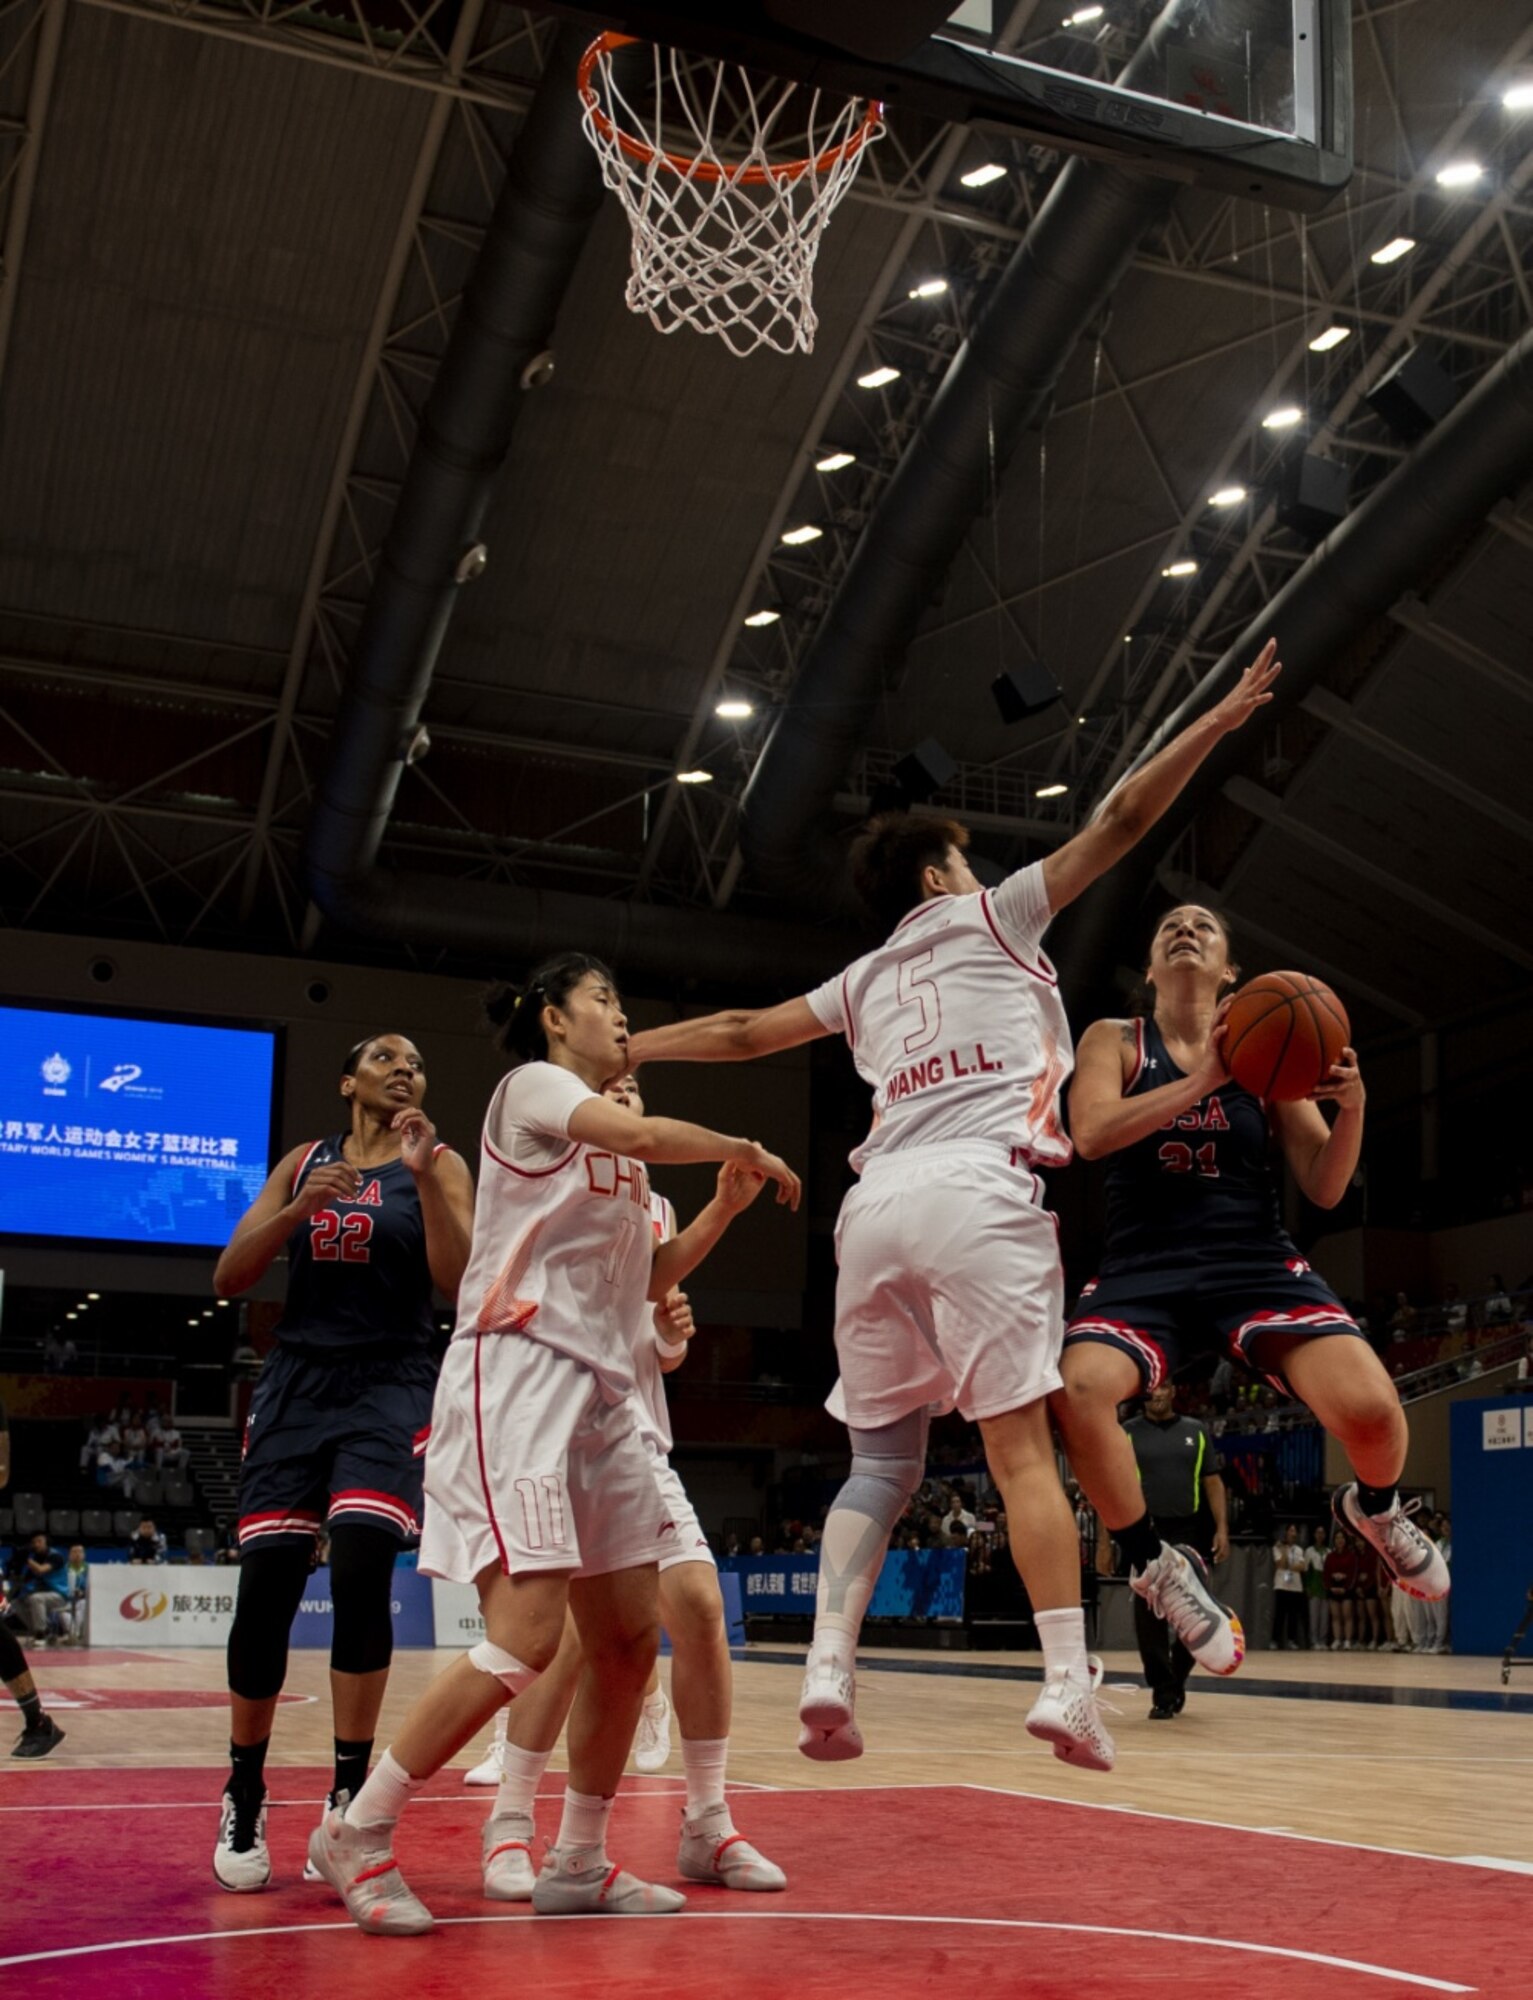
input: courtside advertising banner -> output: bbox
[89,1562,435,1647]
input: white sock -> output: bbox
[1034,1608,1090,1684]
[556,1787,614,1861]
[348,1747,419,1830]
[681,1736,729,1818]
[495,1742,552,1820]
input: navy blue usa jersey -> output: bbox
[1100,1017,1294,1270]
[272,1135,441,1354]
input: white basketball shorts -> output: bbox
[649,1452,717,1574]
[828,1143,1064,1429]
[420,1336,678,1582]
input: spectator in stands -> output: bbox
[1304,1525,1331,1651]
[1388,1293,1418,1340]
[79,1415,109,1473]
[93,1415,125,1490]
[1485,1275,1513,1324]
[1209,1355,1235,1410]
[1271,1524,1308,1649]
[214,1518,240,1566]
[52,1546,89,1645]
[944,1490,976,1535]
[1441,1283,1468,1335]
[122,1411,149,1470]
[723,1533,740,1558]
[14,1534,66,1642]
[1324,1528,1359,1648]
[1354,1540,1385,1650]
[748,1536,764,1556]
[155,1419,189,1474]
[128,1517,167,1565]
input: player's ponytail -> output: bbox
[484,952,618,1063]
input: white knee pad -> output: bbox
[468,1640,541,1698]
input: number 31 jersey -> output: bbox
[1101,1014,1292,1270]
[804,864,1074,1176]
[273,1136,443,1355]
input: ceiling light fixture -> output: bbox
[1162,559,1199,577]
[780,524,823,546]
[1435,160,1483,188]
[856,365,900,389]
[1309,325,1351,352]
[675,769,714,785]
[743,608,780,627]
[1370,236,1416,264]
[1262,405,1304,430]
[1208,485,1247,507]
[1502,82,1533,110]
[908,278,949,299]
[815,450,855,472]
[87,1292,100,1300]
[715,699,754,720]
[1035,782,1069,799]
[1065,4,1104,21]
[960,161,1007,188]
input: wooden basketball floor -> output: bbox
[6,1641,1532,1997]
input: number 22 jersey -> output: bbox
[803,864,1074,1176]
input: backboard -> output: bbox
[545,1,1351,212]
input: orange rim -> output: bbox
[577,30,884,187]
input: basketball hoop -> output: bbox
[577,32,885,359]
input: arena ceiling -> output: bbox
[0,0,1530,1043]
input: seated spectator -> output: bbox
[213,1518,241,1565]
[154,1419,188,1473]
[79,1415,109,1473]
[723,1533,740,1558]
[93,1416,125,1489]
[1485,1274,1513,1324]
[121,1411,149,1470]
[944,1491,976,1535]
[127,1518,167,1565]
[1388,1292,1418,1340]
[747,1536,765,1556]
[1441,1282,1468,1335]
[13,1533,66,1642]
[51,1545,89,1645]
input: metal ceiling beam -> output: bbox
[1299,685,1533,845]
[0,0,67,390]
[1221,776,1533,974]
[239,0,493,921]
[1388,595,1533,709]
[1156,868,1425,1028]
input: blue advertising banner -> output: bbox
[722,1548,966,1620]
[292,1563,435,1650]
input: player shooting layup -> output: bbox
[629,643,1282,1769]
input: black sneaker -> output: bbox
[1147,1699,1178,1721]
[12,1714,66,1759]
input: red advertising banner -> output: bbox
[0,1374,175,1420]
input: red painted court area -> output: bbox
[2,1768,1523,1998]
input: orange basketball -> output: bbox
[1222,971,1350,1103]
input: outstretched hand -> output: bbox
[1209,638,1281,734]
[717,1159,769,1215]
[738,1142,801,1210]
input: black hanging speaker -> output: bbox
[1276,453,1350,544]
[991,659,1062,725]
[891,738,956,804]
[1365,345,1457,443]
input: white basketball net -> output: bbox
[578,35,885,360]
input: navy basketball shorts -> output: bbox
[237,1344,437,1552]
[1063,1252,1365,1394]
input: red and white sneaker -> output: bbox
[1334,1485,1450,1601]
[1025,1655,1116,1772]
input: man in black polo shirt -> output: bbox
[1098,1385,1228,1720]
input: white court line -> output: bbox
[0,1780,767,1814]
[957,1783,1530,1874]
[0,1909,1475,1990]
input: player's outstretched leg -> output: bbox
[663,1561,785,1891]
[1281,1338,1449,1602]
[2,1621,64,1760]
[1051,1346,1244,1676]
[980,1401,1115,1772]
[532,1568,684,1916]
[797,1412,926,1761]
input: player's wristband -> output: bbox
[655,1334,689,1360]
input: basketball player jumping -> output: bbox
[1054,902,1448,1637]
[466,1070,785,1901]
[311,955,798,1934]
[627,641,1284,1769]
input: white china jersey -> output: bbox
[631,1191,677,1455]
[456,1061,654,1404]
[805,866,1074,1175]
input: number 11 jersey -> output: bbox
[804,864,1074,1176]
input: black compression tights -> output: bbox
[226,1523,400,1700]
